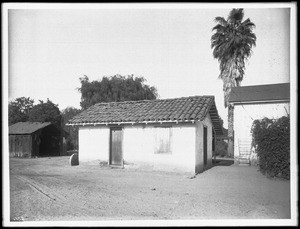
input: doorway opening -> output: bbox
[109,127,123,167]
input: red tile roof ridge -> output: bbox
[91,95,215,106]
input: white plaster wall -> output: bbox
[195,115,213,173]
[203,115,213,168]
[78,126,109,162]
[78,122,209,173]
[195,121,203,173]
[123,124,196,173]
[233,103,290,158]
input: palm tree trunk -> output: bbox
[227,104,234,158]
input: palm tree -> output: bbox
[211,8,256,158]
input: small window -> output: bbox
[154,127,172,154]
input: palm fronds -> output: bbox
[211,8,256,107]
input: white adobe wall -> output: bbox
[195,115,213,173]
[123,124,196,173]
[233,102,290,159]
[78,125,109,162]
[78,121,214,174]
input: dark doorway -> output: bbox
[39,125,60,157]
[203,126,208,166]
[110,127,123,167]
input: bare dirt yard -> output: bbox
[9,156,291,222]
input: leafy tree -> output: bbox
[28,99,62,127]
[215,139,228,157]
[62,107,82,125]
[78,74,158,109]
[211,8,256,157]
[61,107,82,150]
[9,97,34,125]
[217,115,229,136]
[215,115,228,157]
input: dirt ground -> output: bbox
[9,156,291,222]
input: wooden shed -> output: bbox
[67,96,223,174]
[9,122,66,158]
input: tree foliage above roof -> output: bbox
[9,97,34,125]
[28,99,62,127]
[9,97,62,127]
[78,74,158,110]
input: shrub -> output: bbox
[251,116,290,179]
[215,140,228,157]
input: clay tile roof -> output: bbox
[68,96,223,135]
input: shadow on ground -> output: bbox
[212,157,234,166]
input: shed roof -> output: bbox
[9,122,52,135]
[228,83,290,104]
[68,96,223,136]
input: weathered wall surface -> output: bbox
[233,102,290,159]
[78,126,110,162]
[78,123,196,173]
[9,135,32,158]
[123,124,196,173]
[78,119,214,174]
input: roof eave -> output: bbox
[230,99,290,105]
[66,119,200,126]
[206,99,224,136]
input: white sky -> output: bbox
[6,4,292,126]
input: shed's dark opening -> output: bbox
[39,125,61,157]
